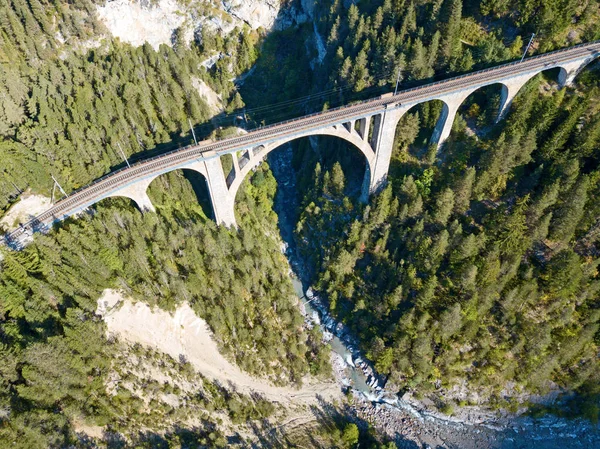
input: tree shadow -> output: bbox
[311,395,421,449]
[103,420,228,449]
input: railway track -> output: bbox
[4,40,600,246]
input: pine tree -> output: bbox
[399,2,417,39]
[347,4,359,30]
[440,0,462,66]
[409,38,433,80]
[432,188,455,225]
[550,176,589,243]
[453,166,475,214]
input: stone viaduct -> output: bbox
[3,40,600,247]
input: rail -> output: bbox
[3,40,600,246]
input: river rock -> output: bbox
[346,354,355,367]
[311,310,320,324]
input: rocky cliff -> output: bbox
[97,0,311,49]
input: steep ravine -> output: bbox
[97,0,312,49]
[266,146,600,449]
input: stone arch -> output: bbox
[100,161,214,217]
[495,66,574,122]
[92,195,148,214]
[493,55,598,122]
[104,175,158,213]
[557,53,600,86]
[402,95,460,151]
[227,124,377,204]
[393,98,451,154]
[454,82,506,128]
[145,167,215,219]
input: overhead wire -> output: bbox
[185,59,455,145]
[201,67,395,120]
[235,67,399,115]
[189,67,402,138]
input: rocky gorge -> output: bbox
[96,0,314,49]
[266,141,600,448]
[91,0,600,446]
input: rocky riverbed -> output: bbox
[355,395,600,449]
[266,144,600,449]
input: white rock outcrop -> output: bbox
[97,0,186,49]
[96,290,342,405]
[0,193,52,229]
[221,0,280,30]
[191,77,223,114]
[96,0,314,50]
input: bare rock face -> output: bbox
[221,0,280,30]
[97,0,185,49]
[301,0,315,18]
[97,0,307,49]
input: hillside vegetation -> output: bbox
[0,0,600,446]
[280,0,600,419]
[0,0,258,216]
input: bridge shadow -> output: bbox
[105,23,593,179]
[146,169,214,220]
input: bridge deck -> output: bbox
[4,40,600,245]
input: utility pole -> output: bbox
[117,142,131,168]
[10,182,22,195]
[521,33,535,63]
[51,174,67,198]
[189,118,198,146]
[394,66,402,95]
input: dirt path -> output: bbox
[0,192,51,229]
[97,290,341,407]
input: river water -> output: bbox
[268,143,377,396]
[266,143,600,448]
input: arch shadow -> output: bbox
[230,134,370,225]
[457,83,505,135]
[147,169,214,219]
[393,99,447,163]
[90,195,146,214]
[227,125,376,209]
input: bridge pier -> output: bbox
[497,73,537,121]
[430,90,474,150]
[430,102,458,150]
[232,152,241,175]
[358,117,370,141]
[366,107,408,198]
[184,157,237,228]
[108,178,156,213]
[204,157,236,227]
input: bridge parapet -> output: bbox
[3,41,599,247]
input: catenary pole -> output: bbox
[51,174,67,198]
[189,119,198,145]
[394,66,402,95]
[117,142,131,168]
[521,33,536,62]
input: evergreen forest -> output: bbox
[0,0,600,446]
